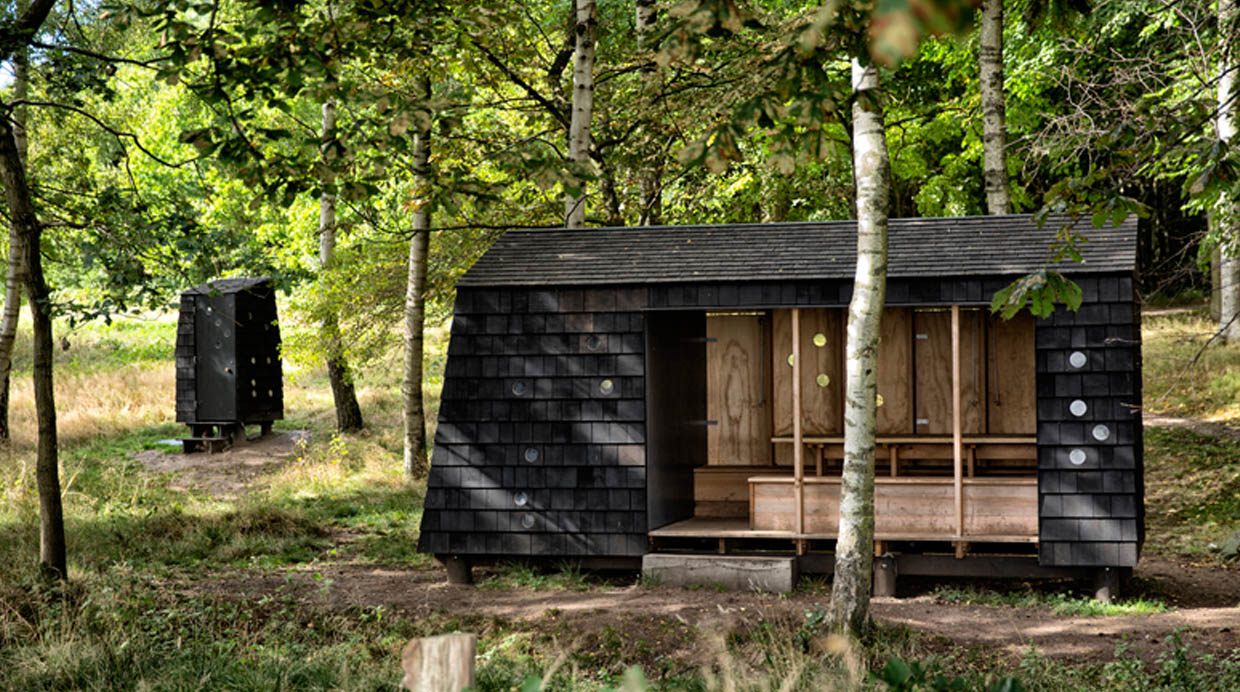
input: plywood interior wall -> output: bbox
[707,314,772,465]
[914,309,986,435]
[987,312,1037,435]
[772,309,844,436]
[877,307,914,434]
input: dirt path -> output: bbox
[194,557,1239,662]
[1143,414,1240,441]
[132,423,1239,662]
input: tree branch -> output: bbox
[6,100,202,168]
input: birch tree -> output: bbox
[319,99,365,432]
[979,0,1010,215]
[0,0,30,441]
[565,0,596,228]
[635,0,662,225]
[829,56,890,634]
[0,0,66,581]
[1218,0,1240,344]
[404,76,432,480]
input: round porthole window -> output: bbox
[787,353,795,367]
[1092,424,1111,441]
[876,394,885,408]
[816,373,830,387]
[512,381,529,396]
[1069,351,1088,369]
[585,334,602,351]
[1070,399,1088,417]
[813,333,827,347]
[1069,448,1087,466]
[251,389,258,398]
[599,379,615,395]
[521,513,536,529]
[513,491,529,507]
[523,447,540,463]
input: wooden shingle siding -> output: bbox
[418,285,651,558]
[1035,274,1143,567]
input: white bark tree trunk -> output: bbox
[829,58,890,635]
[1219,0,1240,343]
[319,99,364,431]
[0,0,31,440]
[565,0,596,228]
[636,0,662,226]
[980,0,1010,215]
[404,76,432,480]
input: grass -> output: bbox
[1142,426,1240,558]
[1140,305,1240,423]
[930,585,1169,616]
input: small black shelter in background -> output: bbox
[176,277,283,452]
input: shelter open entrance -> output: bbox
[647,305,1040,555]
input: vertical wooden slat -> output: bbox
[889,446,899,478]
[951,305,963,539]
[792,308,803,537]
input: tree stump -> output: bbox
[400,633,476,692]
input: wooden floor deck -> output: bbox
[648,517,1039,543]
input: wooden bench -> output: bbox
[749,475,1038,540]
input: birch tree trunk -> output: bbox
[319,99,364,431]
[1218,0,1240,344]
[635,0,662,226]
[980,0,1011,215]
[0,13,30,442]
[829,58,890,635]
[0,111,65,581]
[404,76,432,480]
[564,0,596,228]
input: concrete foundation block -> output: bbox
[642,554,798,593]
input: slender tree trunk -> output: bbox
[0,110,65,582]
[1219,0,1240,343]
[0,20,30,442]
[829,58,890,635]
[636,0,662,226]
[597,155,623,226]
[319,99,364,431]
[404,76,432,481]
[980,0,1010,215]
[565,0,596,228]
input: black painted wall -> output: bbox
[418,273,1143,568]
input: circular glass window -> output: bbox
[512,381,528,396]
[787,353,795,367]
[521,513,536,529]
[813,333,827,347]
[876,394,885,408]
[1092,424,1111,441]
[513,491,528,507]
[1069,448,1087,465]
[599,379,615,395]
[585,334,602,351]
[523,447,540,463]
[1069,399,1088,417]
[816,373,830,388]
[1069,351,1088,369]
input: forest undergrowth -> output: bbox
[0,305,1237,690]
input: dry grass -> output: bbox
[1141,307,1240,423]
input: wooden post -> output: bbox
[951,305,963,540]
[889,445,899,478]
[792,308,804,539]
[401,633,476,692]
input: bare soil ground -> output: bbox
[131,431,311,497]
[140,428,1240,664]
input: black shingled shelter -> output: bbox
[419,215,1143,595]
[176,277,284,452]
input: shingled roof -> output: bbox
[458,214,1136,287]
